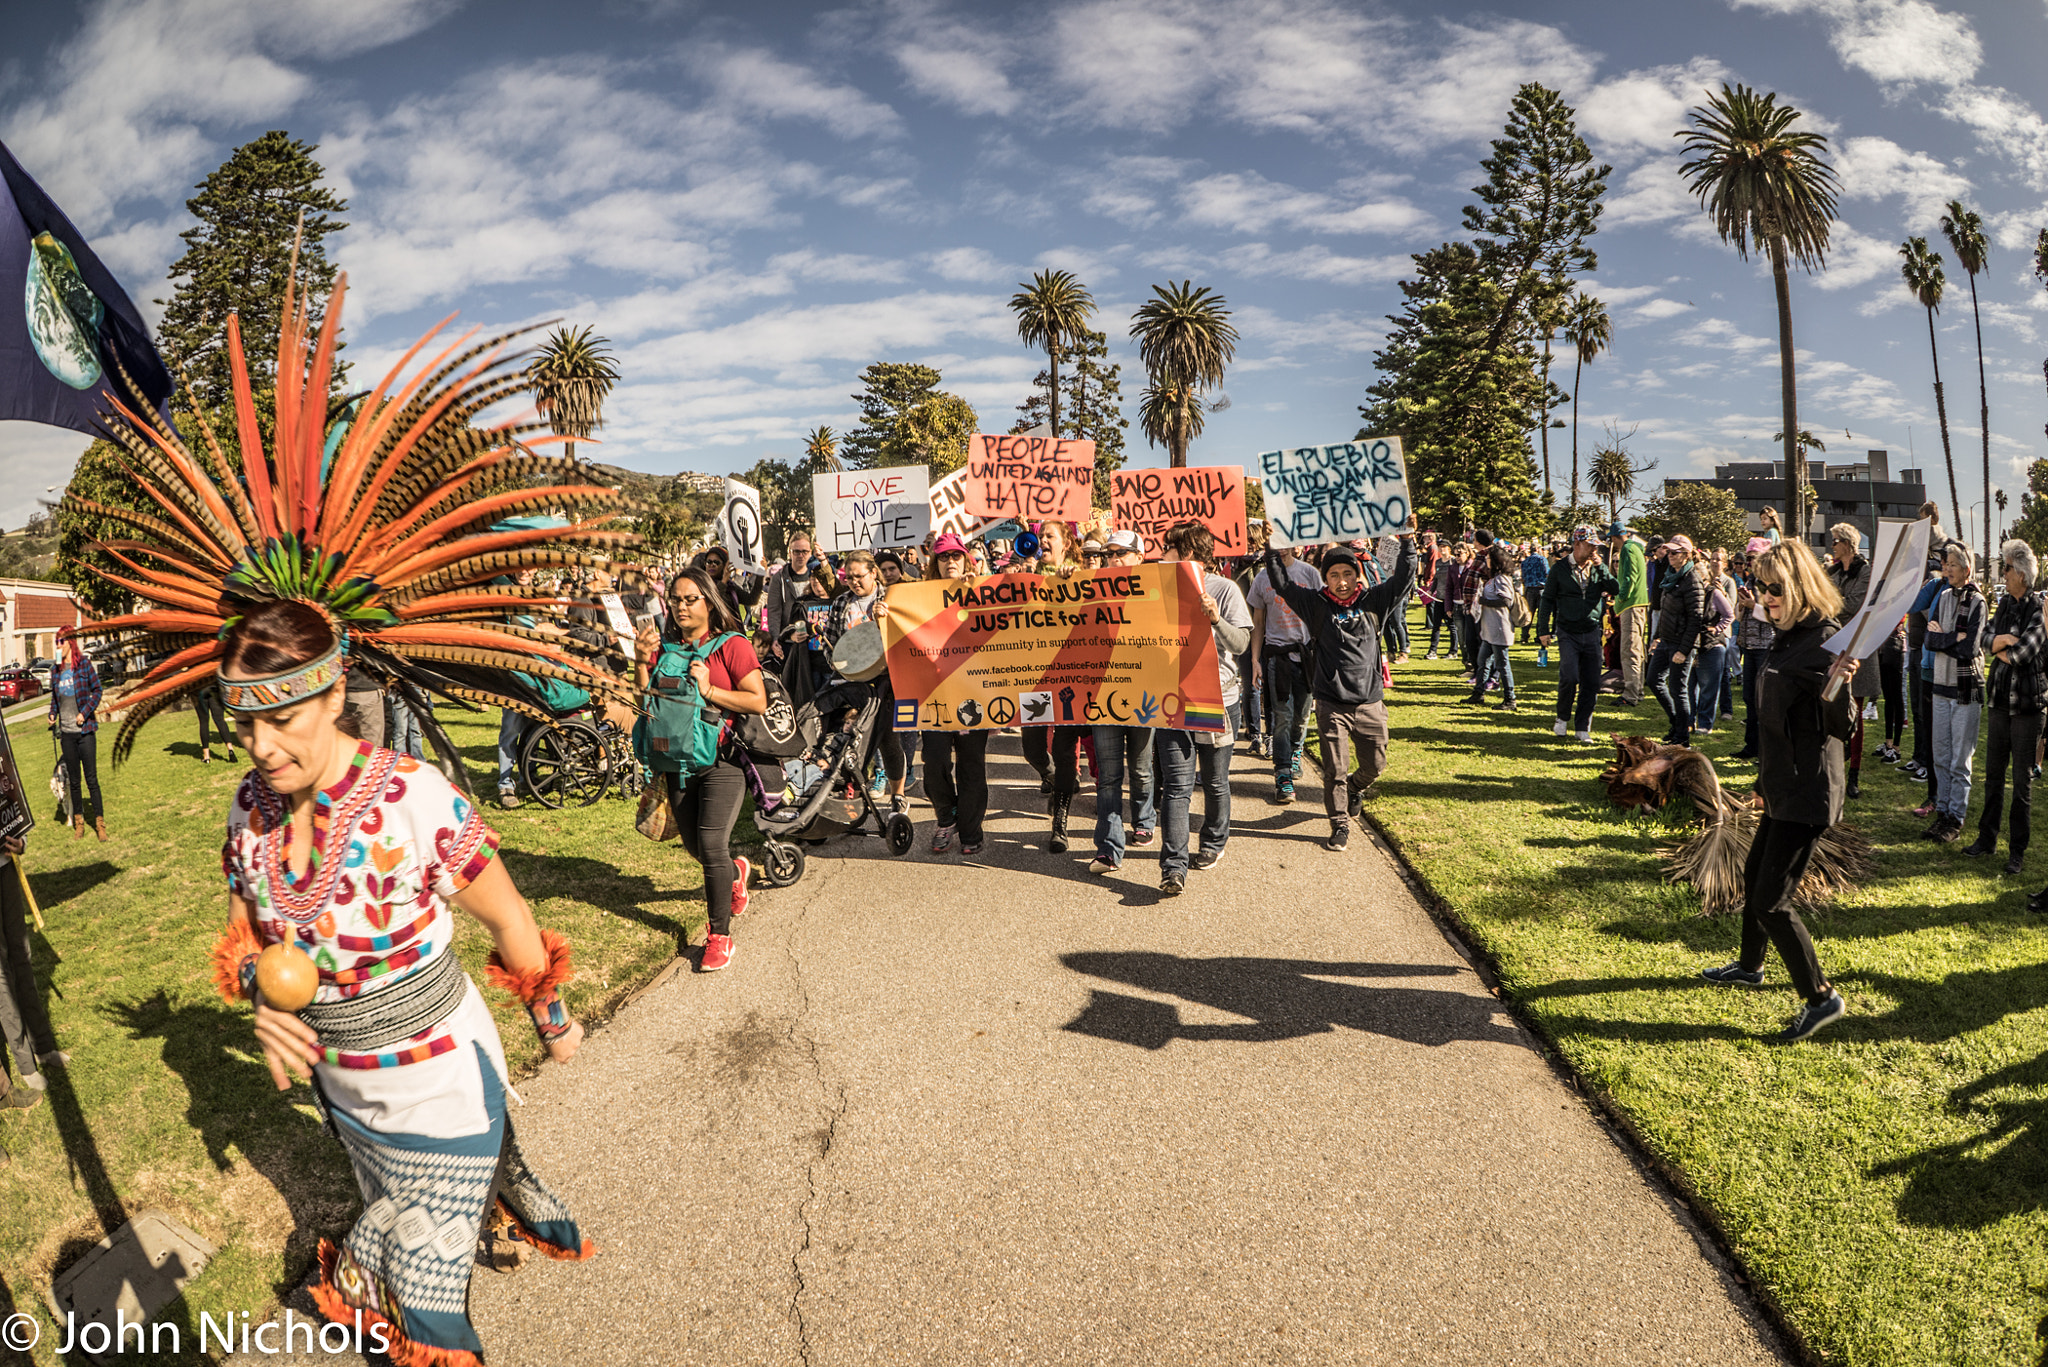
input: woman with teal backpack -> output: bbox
[634,566,768,973]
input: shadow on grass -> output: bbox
[1059,951,1517,1050]
[105,992,355,1294]
[1871,1051,2048,1235]
[498,850,691,944]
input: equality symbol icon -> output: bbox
[986,696,1016,726]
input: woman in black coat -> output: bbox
[1701,540,1856,1043]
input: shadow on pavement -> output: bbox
[1058,951,1519,1051]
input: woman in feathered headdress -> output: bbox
[78,260,628,1366]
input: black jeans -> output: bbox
[1554,628,1602,732]
[60,730,102,822]
[1425,601,1451,655]
[1978,707,2043,856]
[1649,645,1693,743]
[1738,816,1831,1002]
[670,760,746,938]
[197,687,231,751]
[1910,664,1933,779]
[922,731,989,843]
[1023,726,1086,795]
[1878,643,1906,744]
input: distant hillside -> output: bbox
[584,463,725,503]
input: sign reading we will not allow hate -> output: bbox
[1255,437,1410,549]
[813,467,930,551]
[1111,466,1249,559]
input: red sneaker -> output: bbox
[700,933,734,972]
[731,857,751,919]
[1912,802,1935,818]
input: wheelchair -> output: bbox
[516,703,646,809]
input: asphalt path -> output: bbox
[248,736,1787,1366]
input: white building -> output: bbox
[0,579,85,667]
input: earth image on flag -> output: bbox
[25,230,102,389]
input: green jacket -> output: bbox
[1536,558,1620,637]
[1614,538,1649,610]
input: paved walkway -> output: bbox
[257,740,1788,1365]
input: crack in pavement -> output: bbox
[776,855,849,1367]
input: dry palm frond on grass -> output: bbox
[1600,735,1872,916]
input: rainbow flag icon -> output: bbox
[1183,704,1227,733]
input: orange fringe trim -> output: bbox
[210,918,262,1005]
[498,1198,598,1262]
[485,927,574,1007]
[309,1240,483,1367]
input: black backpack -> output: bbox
[734,669,810,759]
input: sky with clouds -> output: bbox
[3,0,2047,541]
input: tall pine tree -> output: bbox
[156,130,349,415]
[1358,243,1545,536]
[1013,327,1129,508]
[842,362,978,477]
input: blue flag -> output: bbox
[0,137,172,435]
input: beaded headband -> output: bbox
[219,642,346,714]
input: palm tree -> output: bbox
[1996,487,2008,546]
[1129,280,1237,466]
[802,424,842,474]
[1009,270,1095,438]
[1899,237,1961,533]
[1678,83,1839,543]
[1534,291,1566,496]
[1563,293,1610,508]
[528,324,620,463]
[1589,443,1635,523]
[1941,200,1991,584]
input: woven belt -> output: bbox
[296,948,469,1052]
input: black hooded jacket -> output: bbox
[1263,540,1416,706]
[1754,613,1857,826]
[1655,558,1708,655]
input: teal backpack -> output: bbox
[633,633,738,776]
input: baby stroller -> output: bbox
[736,629,914,890]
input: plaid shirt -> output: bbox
[1988,590,2048,714]
[48,655,102,734]
[1457,556,1489,612]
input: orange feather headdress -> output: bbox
[65,264,641,764]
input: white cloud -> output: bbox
[0,0,451,231]
[1812,223,1904,290]
[1832,135,1970,227]
[1634,298,1695,320]
[0,424,92,531]
[1177,171,1428,237]
[687,44,902,140]
[926,247,1011,281]
[1575,58,1731,154]
[1729,0,1981,86]
[1213,243,1412,287]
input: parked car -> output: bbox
[0,669,43,705]
[27,657,58,674]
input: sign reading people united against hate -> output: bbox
[964,434,1095,523]
[813,467,930,552]
[1255,437,1410,549]
[1111,466,1249,559]
[881,562,1225,734]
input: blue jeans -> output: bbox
[1263,649,1310,781]
[390,695,429,760]
[1932,694,1981,822]
[1689,643,1727,733]
[497,708,529,793]
[1650,644,1694,742]
[1555,628,1602,731]
[1474,639,1515,701]
[1238,648,1262,745]
[1156,705,1238,879]
[1091,725,1157,865]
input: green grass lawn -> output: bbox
[0,707,712,1365]
[1366,615,2048,1367]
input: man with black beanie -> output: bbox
[1262,519,1418,851]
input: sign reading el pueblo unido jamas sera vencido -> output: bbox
[880,562,1226,734]
[1254,436,1410,548]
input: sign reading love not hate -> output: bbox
[1255,437,1410,549]
[814,467,931,551]
[1112,466,1248,559]
[964,434,1095,523]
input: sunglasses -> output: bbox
[1757,581,1785,597]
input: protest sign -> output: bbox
[813,467,930,552]
[880,562,1225,734]
[720,477,765,574]
[1111,466,1248,559]
[1824,516,1932,664]
[964,434,1095,523]
[1254,437,1410,548]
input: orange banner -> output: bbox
[881,564,1226,733]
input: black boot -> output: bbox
[1048,792,1071,854]
[1845,768,1861,799]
